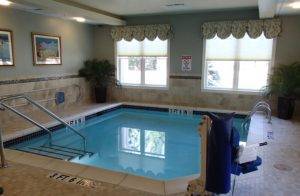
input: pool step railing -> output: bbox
[0,94,87,150]
[241,100,272,130]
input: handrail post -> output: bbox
[0,128,8,168]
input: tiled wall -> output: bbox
[108,78,261,112]
[0,76,91,123]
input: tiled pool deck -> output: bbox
[1,103,300,195]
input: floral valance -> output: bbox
[111,24,173,41]
[202,18,281,39]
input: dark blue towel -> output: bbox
[205,113,235,194]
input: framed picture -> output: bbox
[0,29,14,66]
[32,33,62,65]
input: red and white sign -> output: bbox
[181,55,192,71]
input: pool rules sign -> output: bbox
[181,55,192,72]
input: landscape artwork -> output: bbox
[32,33,61,65]
[0,30,14,66]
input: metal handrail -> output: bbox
[0,94,86,148]
[242,100,272,130]
[0,102,53,141]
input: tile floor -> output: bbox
[0,103,299,195]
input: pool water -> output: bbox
[10,108,248,180]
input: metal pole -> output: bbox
[25,96,85,140]
[0,128,8,168]
[24,96,86,150]
[1,103,52,142]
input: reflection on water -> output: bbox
[145,130,165,158]
[119,127,165,159]
[119,127,141,154]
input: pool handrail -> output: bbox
[0,94,86,150]
[242,100,272,130]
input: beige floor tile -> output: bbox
[44,159,87,175]
[78,166,127,185]
[3,149,24,161]
[13,152,53,168]
[120,174,165,195]
[165,175,199,195]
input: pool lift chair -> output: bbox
[187,101,271,195]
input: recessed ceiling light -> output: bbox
[289,1,300,9]
[73,17,86,23]
[0,0,12,6]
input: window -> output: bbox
[202,34,274,92]
[116,38,168,88]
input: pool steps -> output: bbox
[14,144,94,161]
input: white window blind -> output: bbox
[117,38,168,57]
[203,34,274,92]
[205,34,273,61]
[116,38,169,87]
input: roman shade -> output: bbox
[116,38,168,57]
[205,34,274,61]
[202,18,281,39]
[111,24,173,41]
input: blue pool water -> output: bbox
[9,108,248,180]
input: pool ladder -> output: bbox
[242,100,272,130]
[0,94,87,155]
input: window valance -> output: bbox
[202,18,281,39]
[111,24,173,41]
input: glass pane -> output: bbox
[238,61,269,91]
[145,57,167,86]
[206,61,234,89]
[118,57,141,85]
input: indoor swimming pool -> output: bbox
[8,107,249,180]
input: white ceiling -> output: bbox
[4,0,300,25]
[71,0,258,16]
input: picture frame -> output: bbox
[0,29,14,66]
[32,33,62,65]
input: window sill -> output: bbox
[117,84,169,90]
[201,88,263,95]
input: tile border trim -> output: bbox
[0,75,201,86]
[0,75,81,85]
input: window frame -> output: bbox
[114,39,170,90]
[201,37,277,95]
